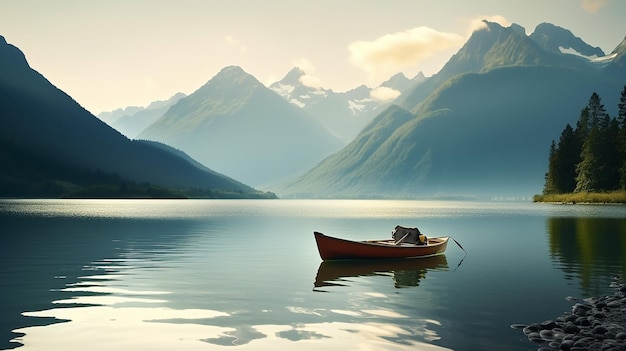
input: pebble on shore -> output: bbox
[513,280,626,351]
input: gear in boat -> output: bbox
[391,225,428,245]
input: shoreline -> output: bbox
[514,278,626,351]
[533,191,626,204]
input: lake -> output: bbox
[0,199,624,351]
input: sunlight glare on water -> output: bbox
[1,199,624,351]
[0,199,567,219]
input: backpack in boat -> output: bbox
[392,225,427,245]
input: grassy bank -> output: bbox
[533,190,626,204]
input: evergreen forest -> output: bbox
[542,86,626,200]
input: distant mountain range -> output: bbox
[273,21,626,199]
[102,92,186,139]
[4,20,624,200]
[137,66,344,187]
[0,36,274,198]
[100,66,424,188]
[269,67,425,142]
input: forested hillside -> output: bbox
[0,36,275,198]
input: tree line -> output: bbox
[543,86,626,194]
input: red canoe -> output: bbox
[314,231,449,261]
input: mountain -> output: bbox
[528,22,625,76]
[102,92,186,138]
[0,36,273,198]
[138,66,344,187]
[381,72,426,92]
[269,68,425,143]
[530,22,605,58]
[397,21,594,112]
[97,105,143,125]
[273,22,624,199]
[604,35,626,76]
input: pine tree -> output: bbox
[601,117,620,190]
[574,107,590,146]
[618,85,626,124]
[618,85,626,189]
[556,124,579,192]
[575,93,610,192]
[575,126,602,192]
[544,124,580,194]
[544,140,559,194]
[587,92,608,128]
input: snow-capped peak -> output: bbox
[559,46,616,64]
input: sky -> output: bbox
[1,0,625,115]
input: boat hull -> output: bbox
[314,231,449,261]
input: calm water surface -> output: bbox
[0,199,625,351]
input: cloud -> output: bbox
[300,74,323,89]
[370,86,401,102]
[348,27,464,78]
[581,0,609,13]
[292,58,316,73]
[291,58,324,89]
[225,35,246,53]
[468,15,512,34]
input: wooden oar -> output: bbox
[451,237,467,270]
[394,232,410,245]
[451,237,466,254]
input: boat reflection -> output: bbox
[314,255,448,290]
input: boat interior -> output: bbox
[365,236,447,247]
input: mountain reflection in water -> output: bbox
[314,255,449,290]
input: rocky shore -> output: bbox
[513,279,626,351]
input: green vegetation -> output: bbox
[185,188,277,199]
[538,86,626,203]
[0,137,278,199]
[533,191,626,204]
[61,183,277,199]
[62,183,187,199]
